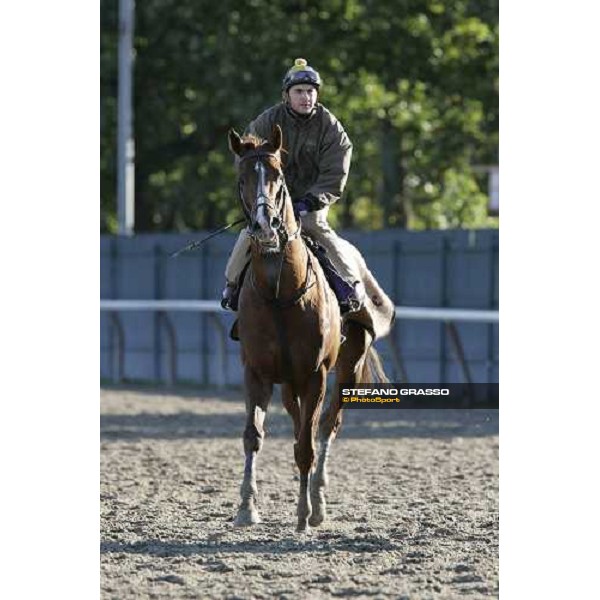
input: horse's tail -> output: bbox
[358,344,389,385]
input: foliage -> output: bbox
[101,0,498,232]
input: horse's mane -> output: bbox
[237,134,285,169]
[239,134,264,150]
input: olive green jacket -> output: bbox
[244,103,353,207]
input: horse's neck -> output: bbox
[251,199,307,296]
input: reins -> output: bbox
[239,151,313,308]
[249,244,316,309]
[169,218,246,258]
[239,149,317,392]
[171,151,285,259]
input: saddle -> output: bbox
[302,234,396,341]
[228,234,395,343]
[228,235,347,341]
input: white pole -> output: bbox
[117,0,135,236]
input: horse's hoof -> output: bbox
[308,510,325,527]
[296,519,310,533]
[234,508,261,527]
[309,488,326,526]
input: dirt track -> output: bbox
[101,388,498,599]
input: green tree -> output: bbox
[101,0,498,233]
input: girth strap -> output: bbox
[249,244,315,309]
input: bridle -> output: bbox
[236,150,314,307]
[236,147,317,392]
[237,151,301,248]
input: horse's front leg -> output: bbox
[295,366,326,532]
[235,366,273,527]
[309,434,331,527]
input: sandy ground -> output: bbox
[101,387,498,599]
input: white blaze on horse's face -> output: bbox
[253,161,279,249]
[254,162,269,231]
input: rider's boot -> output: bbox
[306,240,365,315]
[337,281,365,345]
[330,276,365,315]
[221,282,239,311]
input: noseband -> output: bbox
[236,150,313,306]
[237,151,301,246]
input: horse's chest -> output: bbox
[240,317,322,371]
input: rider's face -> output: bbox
[286,85,318,114]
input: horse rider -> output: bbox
[221,57,366,314]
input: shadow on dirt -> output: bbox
[101,408,498,442]
[100,534,401,557]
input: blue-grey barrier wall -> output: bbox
[100,229,498,385]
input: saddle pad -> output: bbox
[341,241,396,341]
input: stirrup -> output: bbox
[341,281,365,314]
[221,284,237,311]
[339,297,361,315]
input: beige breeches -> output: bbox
[224,207,362,285]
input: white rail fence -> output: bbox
[100,300,498,388]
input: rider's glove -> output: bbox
[293,194,321,218]
[293,199,311,218]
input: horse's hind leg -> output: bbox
[310,322,372,527]
[320,321,371,444]
[282,383,301,441]
[295,366,327,533]
[235,366,273,527]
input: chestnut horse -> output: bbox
[228,125,387,532]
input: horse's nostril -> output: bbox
[271,217,281,229]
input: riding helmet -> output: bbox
[282,58,322,92]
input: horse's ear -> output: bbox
[228,128,242,155]
[270,125,282,153]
